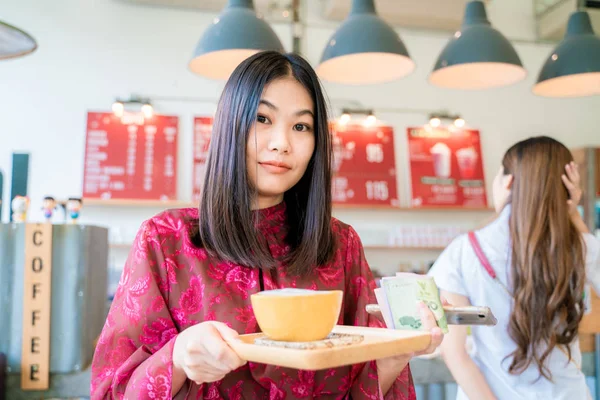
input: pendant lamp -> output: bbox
[533,10,600,98]
[0,20,37,60]
[189,0,284,80]
[317,0,415,85]
[429,1,526,90]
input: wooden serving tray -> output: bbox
[227,325,431,370]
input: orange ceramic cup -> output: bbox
[251,289,343,342]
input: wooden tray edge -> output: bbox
[228,326,432,370]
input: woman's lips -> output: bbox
[259,161,292,174]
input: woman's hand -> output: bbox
[562,161,582,216]
[376,301,445,394]
[378,302,445,365]
[561,161,590,233]
[414,301,445,355]
[172,321,246,386]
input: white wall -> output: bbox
[1,0,599,277]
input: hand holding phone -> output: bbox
[366,304,497,326]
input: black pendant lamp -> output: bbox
[317,0,414,85]
[189,0,284,80]
[0,20,37,60]
[533,10,600,98]
[429,1,526,90]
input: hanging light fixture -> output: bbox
[427,112,466,129]
[336,108,378,127]
[454,117,466,128]
[0,20,37,60]
[317,0,415,85]
[533,9,600,98]
[189,0,284,80]
[429,1,526,90]
[112,101,125,118]
[429,117,441,128]
[338,111,351,126]
[112,95,153,121]
[363,111,377,127]
[141,103,154,119]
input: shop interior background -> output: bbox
[2,0,600,398]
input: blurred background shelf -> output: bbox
[85,198,495,213]
[82,198,195,207]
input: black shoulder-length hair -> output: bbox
[193,51,335,276]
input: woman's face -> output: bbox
[492,165,513,212]
[246,76,316,209]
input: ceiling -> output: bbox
[117,0,288,19]
[118,0,259,11]
[321,0,488,32]
[535,0,600,40]
[117,0,488,30]
[117,0,600,39]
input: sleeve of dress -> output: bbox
[427,236,469,297]
[90,219,189,400]
[343,226,416,400]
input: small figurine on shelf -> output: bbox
[42,196,57,222]
[66,197,83,224]
[11,196,30,222]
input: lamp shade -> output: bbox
[429,1,526,90]
[189,0,284,80]
[0,20,37,60]
[533,11,600,98]
[317,0,414,85]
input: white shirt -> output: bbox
[428,205,600,400]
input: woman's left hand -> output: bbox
[377,301,445,370]
[375,300,446,394]
[414,302,445,356]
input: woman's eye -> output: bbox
[294,123,311,132]
[257,115,270,124]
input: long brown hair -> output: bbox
[503,136,586,380]
[194,51,334,276]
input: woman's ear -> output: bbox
[504,174,514,190]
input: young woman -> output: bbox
[429,137,600,399]
[90,51,443,399]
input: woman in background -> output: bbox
[90,51,442,399]
[429,136,600,400]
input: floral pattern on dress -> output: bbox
[91,202,415,399]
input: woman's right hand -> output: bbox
[173,321,246,385]
[562,161,590,233]
[562,161,582,216]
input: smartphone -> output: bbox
[365,304,497,326]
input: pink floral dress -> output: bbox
[90,202,416,399]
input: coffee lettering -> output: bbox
[31,257,43,273]
[33,230,43,246]
[32,310,41,326]
[32,283,41,299]
[22,224,53,390]
[29,364,39,381]
[31,337,40,354]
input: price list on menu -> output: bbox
[330,124,399,207]
[192,116,214,202]
[406,126,486,207]
[83,112,178,200]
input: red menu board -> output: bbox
[192,117,214,202]
[83,112,178,200]
[407,126,487,208]
[331,124,399,207]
